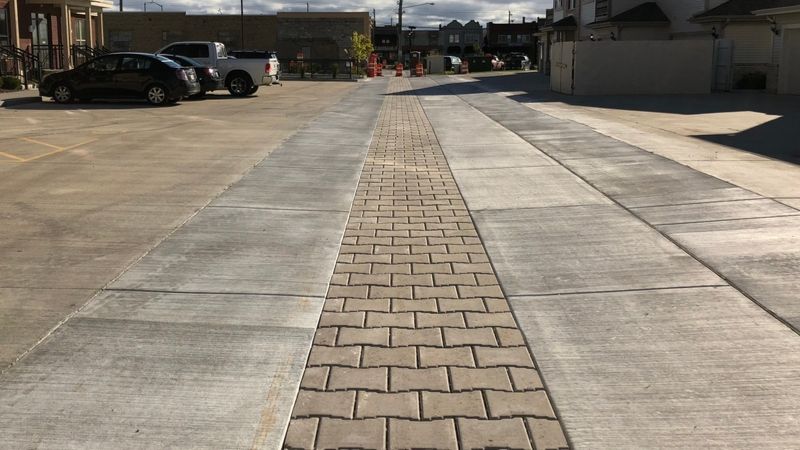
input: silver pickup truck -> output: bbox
[157,41,279,96]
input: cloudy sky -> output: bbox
[121,0,553,28]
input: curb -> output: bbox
[0,96,42,108]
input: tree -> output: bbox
[351,31,374,68]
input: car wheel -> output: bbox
[145,84,169,106]
[228,75,252,97]
[52,84,74,104]
[247,86,259,95]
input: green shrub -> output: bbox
[1,76,22,90]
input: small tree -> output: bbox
[351,32,374,75]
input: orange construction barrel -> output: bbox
[396,63,404,77]
[415,63,424,77]
[461,59,469,74]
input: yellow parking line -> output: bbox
[0,151,26,162]
[19,137,63,150]
[22,139,98,162]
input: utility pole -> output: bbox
[397,0,403,64]
[508,10,512,24]
[240,0,244,49]
[306,2,309,12]
[119,0,123,12]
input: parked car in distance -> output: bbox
[443,56,462,74]
[504,54,531,70]
[40,52,200,105]
[228,50,281,81]
[463,56,493,72]
[157,41,278,96]
[160,54,223,97]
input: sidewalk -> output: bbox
[0,88,41,107]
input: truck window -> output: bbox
[191,44,210,58]
[215,43,227,58]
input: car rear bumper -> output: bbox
[260,75,277,85]
[174,81,202,98]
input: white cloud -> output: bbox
[119,0,553,28]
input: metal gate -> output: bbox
[712,39,734,91]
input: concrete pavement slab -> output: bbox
[510,287,800,449]
[80,290,324,329]
[438,143,555,170]
[110,196,348,297]
[780,198,800,209]
[212,165,361,212]
[631,198,800,225]
[453,166,611,211]
[659,215,800,330]
[471,205,723,296]
[0,317,312,449]
[561,154,761,208]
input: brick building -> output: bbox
[485,19,538,58]
[104,11,371,60]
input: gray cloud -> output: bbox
[123,0,552,28]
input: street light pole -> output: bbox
[397,0,403,64]
[240,0,244,49]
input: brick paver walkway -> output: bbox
[283,79,569,450]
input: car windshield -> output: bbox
[164,55,202,67]
[154,54,182,68]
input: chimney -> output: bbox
[522,17,526,23]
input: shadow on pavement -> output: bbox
[397,72,800,165]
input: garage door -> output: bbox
[781,29,800,94]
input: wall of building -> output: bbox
[551,40,713,94]
[104,11,369,59]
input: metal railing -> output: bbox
[278,59,359,80]
[1,44,41,86]
[30,44,65,71]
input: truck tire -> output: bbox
[247,86,259,95]
[228,73,253,97]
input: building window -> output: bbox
[498,34,511,44]
[465,32,480,42]
[108,30,132,51]
[0,8,10,46]
[448,34,460,43]
[518,34,531,43]
[161,30,182,43]
[568,0,576,9]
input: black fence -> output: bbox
[31,44,66,70]
[1,45,41,85]
[278,59,362,80]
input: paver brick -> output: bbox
[419,347,475,368]
[415,286,458,299]
[393,274,434,286]
[283,418,318,450]
[470,253,491,263]
[434,273,477,286]
[458,285,505,299]
[356,392,419,419]
[394,237,427,245]
[416,312,465,328]
[307,345,361,367]
[329,273,349,285]
[458,418,533,450]
[412,263,451,274]
[452,263,494,274]
[292,390,355,418]
[338,327,390,346]
[339,244,373,254]
[392,253,430,264]
[509,367,544,391]
[438,298,486,312]
[421,391,487,419]
[465,312,518,328]
[327,285,369,299]
[392,328,443,347]
[353,254,392,264]
[374,245,411,255]
[369,286,413,299]
[366,312,415,328]
[328,367,388,391]
[431,253,471,263]
[484,297,511,312]
[323,298,343,312]
[389,419,457,450]
[443,327,498,347]
[411,244,448,254]
[527,418,569,450]
[318,312,364,327]
[299,366,329,390]
[362,346,417,368]
[450,367,513,392]
[371,263,411,274]
[486,391,556,418]
[497,328,527,347]
[393,298,437,312]
[474,347,535,368]
[390,367,450,392]
[349,273,392,286]
[316,418,386,450]
[313,328,337,346]
[344,298,391,312]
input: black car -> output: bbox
[504,54,532,71]
[159,54,223,97]
[40,52,201,106]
